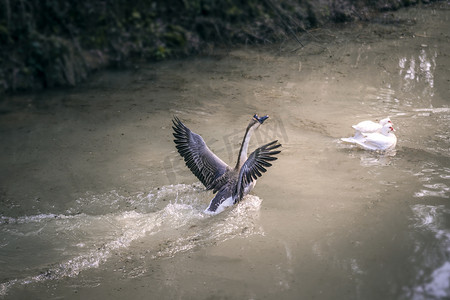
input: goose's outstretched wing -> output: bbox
[235,140,281,201]
[172,116,229,189]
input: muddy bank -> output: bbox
[0,0,436,93]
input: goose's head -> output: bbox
[380,123,395,135]
[253,114,269,124]
[247,114,269,131]
[380,117,392,126]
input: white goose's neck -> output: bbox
[380,126,392,136]
[235,122,258,170]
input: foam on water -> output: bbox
[0,184,263,297]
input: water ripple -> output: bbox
[0,184,263,297]
[407,205,450,299]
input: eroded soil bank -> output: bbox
[0,0,439,92]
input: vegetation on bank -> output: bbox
[0,0,431,92]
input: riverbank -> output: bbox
[0,0,435,93]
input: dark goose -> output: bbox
[172,114,281,214]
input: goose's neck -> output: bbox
[235,124,257,170]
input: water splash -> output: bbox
[0,184,263,297]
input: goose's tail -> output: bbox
[341,137,358,144]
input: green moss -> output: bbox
[132,10,141,20]
[155,46,171,60]
[226,6,243,19]
[164,25,187,47]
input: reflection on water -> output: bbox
[338,143,397,167]
[407,205,450,299]
[399,47,436,97]
[364,46,439,114]
[358,151,397,167]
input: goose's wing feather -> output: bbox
[363,134,396,150]
[235,140,281,201]
[352,121,380,133]
[172,117,229,189]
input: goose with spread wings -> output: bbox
[172,114,281,214]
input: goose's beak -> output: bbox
[254,114,269,124]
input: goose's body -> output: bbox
[352,117,392,135]
[341,123,397,151]
[172,114,281,214]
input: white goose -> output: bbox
[352,117,392,135]
[341,123,397,151]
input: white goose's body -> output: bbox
[352,117,392,136]
[341,123,397,151]
[173,114,281,214]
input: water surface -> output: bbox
[0,3,449,299]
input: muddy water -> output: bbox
[1,3,449,299]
